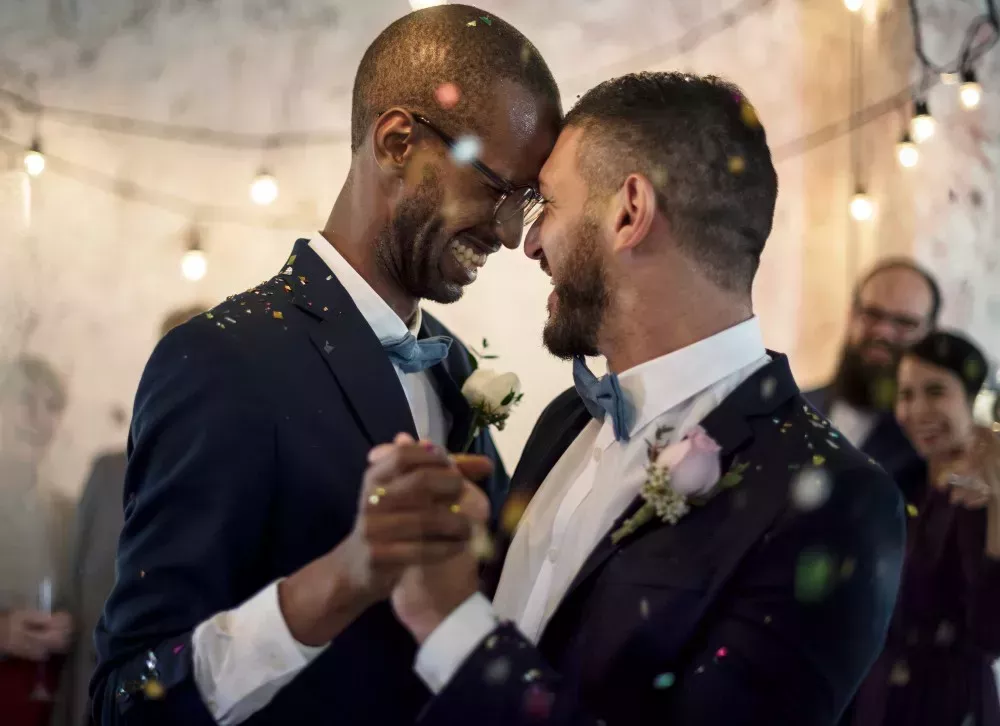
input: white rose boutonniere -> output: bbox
[460,339,523,452]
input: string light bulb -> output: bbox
[844,0,863,12]
[910,100,935,143]
[181,226,207,282]
[850,188,875,221]
[23,138,45,177]
[249,169,278,206]
[896,131,919,168]
[959,69,982,110]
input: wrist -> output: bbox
[278,549,373,647]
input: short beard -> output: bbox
[542,214,609,359]
[373,171,460,305]
[832,343,899,412]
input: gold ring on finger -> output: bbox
[450,503,462,514]
[369,486,387,506]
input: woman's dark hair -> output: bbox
[905,331,988,400]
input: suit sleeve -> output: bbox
[416,466,906,726]
[90,321,278,726]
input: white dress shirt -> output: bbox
[416,317,770,693]
[827,400,876,450]
[191,235,448,725]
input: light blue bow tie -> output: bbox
[382,333,452,374]
[573,356,634,442]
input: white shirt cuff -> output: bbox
[414,592,498,694]
[192,580,329,725]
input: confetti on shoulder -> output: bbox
[467,19,476,26]
[273,311,284,320]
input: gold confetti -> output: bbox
[728,156,745,175]
[466,19,476,26]
[272,311,284,320]
[143,680,165,700]
[906,503,919,518]
[812,455,826,467]
[450,503,462,514]
[501,491,531,534]
[840,558,856,579]
[740,100,759,127]
[205,312,214,320]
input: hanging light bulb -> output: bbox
[23,138,45,177]
[959,68,982,110]
[409,0,447,8]
[844,0,863,12]
[910,100,935,143]
[850,188,875,221]
[181,227,207,282]
[896,131,919,168]
[249,169,279,206]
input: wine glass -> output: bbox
[29,576,54,702]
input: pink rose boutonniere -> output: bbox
[611,425,735,545]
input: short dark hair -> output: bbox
[351,5,560,153]
[907,330,987,400]
[854,258,942,325]
[564,72,778,295]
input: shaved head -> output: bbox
[351,4,560,152]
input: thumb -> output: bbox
[452,453,494,483]
[458,481,491,525]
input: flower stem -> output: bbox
[462,423,481,453]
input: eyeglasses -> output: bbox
[412,114,546,229]
[856,305,926,334]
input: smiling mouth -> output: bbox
[449,235,499,275]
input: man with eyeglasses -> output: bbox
[805,258,942,505]
[91,5,560,725]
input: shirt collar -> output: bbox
[308,235,422,339]
[617,316,768,438]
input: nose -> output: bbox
[496,216,524,250]
[523,222,543,260]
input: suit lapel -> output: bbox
[540,354,800,645]
[284,239,418,446]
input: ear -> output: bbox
[610,173,657,253]
[371,108,419,178]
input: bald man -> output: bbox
[805,259,940,505]
[91,6,560,725]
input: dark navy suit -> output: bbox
[804,385,926,506]
[420,356,905,726]
[91,238,508,725]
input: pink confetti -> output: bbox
[716,647,728,658]
[435,82,461,110]
[173,644,185,655]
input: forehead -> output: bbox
[478,82,560,186]
[538,126,588,195]
[898,355,960,388]
[859,268,933,317]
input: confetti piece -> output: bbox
[480,15,492,24]
[173,644,184,655]
[652,672,675,689]
[466,19,477,26]
[888,660,910,686]
[795,548,836,603]
[284,285,292,292]
[812,455,826,466]
[649,167,669,187]
[287,255,296,265]
[205,312,214,320]
[501,491,531,533]
[283,266,293,275]
[435,82,461,110]
[139,570,146,578]
[760,376,776,400]
[906,503,919,518]
[483,656,511,685]
[639,598,650,619]
[934,621,956,646]
[523,684,554,720]
[739,100,759,127]
[472,527,495,561]
[728,156,746,175]
[450,135,482,165]
[298,276,308,285]
[326,275,333,281]
[322,306,329,312]
[695,665,705,674]
[485,635,498,650]
[224,317,237,324]
[830,431,840,438]
[522,668,542,683]
[764,615,772,624]
[520,43,532,66]
[142,680,165,700]
[873,377,897,410]
[273,311,284,320]
[715,647,728,658]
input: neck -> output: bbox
[320,174,419,324]
[599,278,753,374]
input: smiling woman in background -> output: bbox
[851,331,1000,726]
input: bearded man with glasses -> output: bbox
[91,5,560,726]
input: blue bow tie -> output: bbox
[573,356,634,442]
[382,333,452,374]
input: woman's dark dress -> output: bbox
[852,486,1000,726]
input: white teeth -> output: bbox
[451,240,488,269]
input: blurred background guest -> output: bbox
[806,259,941,505]
[53,304,205,726]
[0,356,74,726]
[851,331,1000,726]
